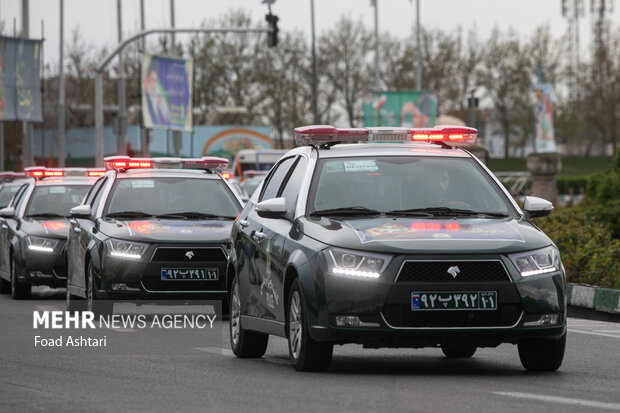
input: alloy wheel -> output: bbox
[230,281,241,346]
[288,291,302,360]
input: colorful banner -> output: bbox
[142,54,193,132]
[0,36,43,122]
[535,84,557,153]
[362,91,437,127]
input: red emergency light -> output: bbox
[87,169,106,177]
[104,156,229,172]
[294,125,477,146]
[25,167,65,178]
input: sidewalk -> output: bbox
[567,283,620,322]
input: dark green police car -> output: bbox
[228,125,566,372]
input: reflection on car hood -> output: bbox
[99,218,233,243]
[21,218,71,239]
[299,216,552,254]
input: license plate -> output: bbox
[411,291,497,311]
[160,268,219,281]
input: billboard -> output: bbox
[0,36,43,122]
[534,84,557,153]
[141,54,193,132]
[362,91,437,127]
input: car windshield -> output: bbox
[308,156,515,217]
[104,177,241,218]
[25,185,91,217]
[0,186,21,208]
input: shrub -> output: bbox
[556,176,588,195]
[536,205,620,289]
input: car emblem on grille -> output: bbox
[447,265,460,278]
[185,251,195,260]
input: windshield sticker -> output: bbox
[131,179,155,189]
[325,162,345,173]
[347,219,525,243]
[343,160,379,173]
[49,186,66,194]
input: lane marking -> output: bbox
[494,392,620,411]
[195,347,234,356]
[568,328,620,339]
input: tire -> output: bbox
[518,333,566,372]
[86,261,113,316]
[229,275,268,358]
[441,343,477,358]
[10,256,31,299]
[0,275,10,294]
[287,279,333,372]
[66,284,85,312]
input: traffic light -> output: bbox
[265,13,279,47]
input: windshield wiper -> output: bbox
[394,207,509,218]
[105,211,153,218]
[383,209,434,217]
[155,212,237,220]
[25,213,67,218]
[309,206,381,217]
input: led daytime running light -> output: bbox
[28,245,54,253]
[110,251,142,259]
[520,267,557,277]
[332,267,380,278]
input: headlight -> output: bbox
[509,246,560,277]
[325,247,391,279]
[26,236,59,253]
[105,238,149,260]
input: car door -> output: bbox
[68,177,108,295]
[239,156,297,319]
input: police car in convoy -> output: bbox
[65,156,242,315]
[0,167,100,298]
[228,125,567,372]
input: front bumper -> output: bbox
[308,254,566,347]
[95,244,229,301]
[18,243,68,287]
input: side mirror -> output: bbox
[256,197,287,219]
[523,196,553,219]
[0,207,15,218]
[70,204,92,218]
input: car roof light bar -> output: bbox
[293,125,477,146]
[24,167,65,178]
[104,156,229,171]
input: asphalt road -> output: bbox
[1,287,619,413]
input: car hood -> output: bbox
[98,218,233,243]
[20,218,71,239]
[298,216,552,255]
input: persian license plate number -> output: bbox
[411,291,497,311]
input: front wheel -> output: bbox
[10,257,31,299]
[288,279,333,372]
[518,333,566,372]
[0,275,10,294]
[229,276,268,358]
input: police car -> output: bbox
[0,172,27,209]
[65,156,242,314]
[228,125,566,372]
[0,167,99,298]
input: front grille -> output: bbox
[382,304,522,328]
[151,247,226,262]
[396,261,510,283]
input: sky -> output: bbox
[1,0,619,70]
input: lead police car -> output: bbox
[65,156,242,314]
[228,125,566,372]
[0,168,98,298]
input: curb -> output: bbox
[567,283,620,315]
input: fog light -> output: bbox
[111,283,128,291]
[524,313,561,327]
[29,271,49,278]
[336,316,361,327]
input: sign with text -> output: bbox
[142,54,193,131]
[0,36,43,122]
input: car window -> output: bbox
[104,177,241,217]
[0,185,22,208]
[308,156,515,215]
[260,157,297,202]
[278,157,308,213]
[24,185,91,217]
[84,177,106,206]
[90,177,109,214]
[10,184,30,210]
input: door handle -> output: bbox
[238,219,249,228]
[252,231,265,241]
